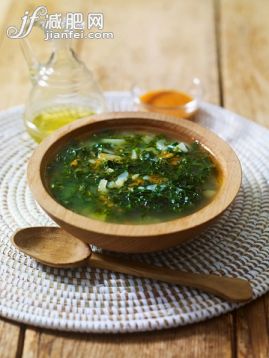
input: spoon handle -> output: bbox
[89,252,252,302]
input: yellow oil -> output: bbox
[25,107,95,143]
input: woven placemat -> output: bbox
[0,92,269,333]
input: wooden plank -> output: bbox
[0,0,232,357]
[22,0,233,356]
[0,0,32,109]
[22,330,39,358]
[0,0,86,109]
[0,1,84,357]
[80,0,220,104]
[219,0,269,356]
[23,316,232,358]
[0,319,23,358]
[220,0,269,127]
[235,297,269,358]
[0,1,25,357]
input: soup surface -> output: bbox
[46,130,219,224]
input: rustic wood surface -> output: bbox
[0,0,268,357]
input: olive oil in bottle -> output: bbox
[25,106,95,143]
[21,33,106,142]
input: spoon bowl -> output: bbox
[12,227,91,268]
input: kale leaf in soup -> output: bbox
[47,130,219,224]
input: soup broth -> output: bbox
[46,130,220,224]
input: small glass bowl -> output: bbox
[131,78,203,119]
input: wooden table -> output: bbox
[0,0,269,357]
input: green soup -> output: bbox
[46,130,219,224]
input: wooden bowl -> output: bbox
[27,112,242,253]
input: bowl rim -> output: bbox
[27,111,242,238]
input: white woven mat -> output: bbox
[0,92,269,333]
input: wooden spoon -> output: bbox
[11,227,253,303]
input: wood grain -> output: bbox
[236,297,269,358]
[2,0,269,357]
[0,319,22,358]
[0,0,87,110]
[22,316,233,358]
[20,0,234,357]
[80,0,219,104]
[0,1,25,356]
[220,0,269,127]
[219,0,269,356]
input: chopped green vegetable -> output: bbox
[47,130,219,224]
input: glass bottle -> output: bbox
[21,34,106,142]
